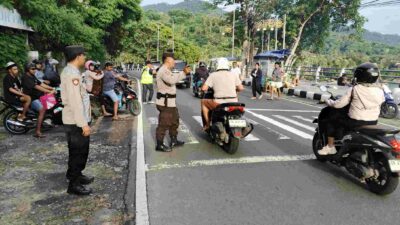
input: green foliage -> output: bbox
[0,27,28,68]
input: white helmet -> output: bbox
[5,61,17,69]
[216,57,230,71]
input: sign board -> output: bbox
[0,6,33,31]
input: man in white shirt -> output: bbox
[231,61,241,81]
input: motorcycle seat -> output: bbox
[354,125,400,135]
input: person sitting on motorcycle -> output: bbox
[21,62,56,138]
[83,60,111,117]
[3,62,31,121]
[193,62,209,86]
[318,63,385,155]
[201,58,244,130]
[102,62,131,120]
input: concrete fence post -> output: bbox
[340,68,346,77]
[316,66,321,83]
[296,66,301,79]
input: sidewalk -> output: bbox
[0,115,136,224]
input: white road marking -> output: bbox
[147,117,199,144]
[246,110,314,140]
[192,116,260,142]
[246,109,320,113]
[292,115,315,123]
[273,115,316,132]
[244,115,290,140]
[146,154,317,172]
[135,79,150,225]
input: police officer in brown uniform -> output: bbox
[155,52,191,152]
[61,46,93,195]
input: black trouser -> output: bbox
[156,105,179,141]
[326,111,377,138]
[142,84,154,102]
[64,125,90,183]
[252,79,262,97]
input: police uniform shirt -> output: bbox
[60,64,91,127]
[156,65,186,107]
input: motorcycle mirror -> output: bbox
[320,86,328,92]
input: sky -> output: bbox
[141,0,400,35]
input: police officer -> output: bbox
[155,52,191,152]
[61,45,93,195]
[141,60,155,104]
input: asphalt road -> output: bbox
[133,72,400,225]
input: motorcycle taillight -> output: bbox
[225,106,244,113]
[390,139,400,153]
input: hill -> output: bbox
[143,0,225,15]
[363,30,400,46]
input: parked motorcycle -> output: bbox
[103,80,141,116]
[0,88,63,135]
[313,86,400,195]
[202,102,253,154]
[380,84,398,119]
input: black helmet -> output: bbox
[199,62,206,67]
[25,62,36,73]
[354,62,380,84]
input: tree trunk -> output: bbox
[240,1,249,80]
[284,2,325,67]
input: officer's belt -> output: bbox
[214,96,237,100]
[157,92,176,107]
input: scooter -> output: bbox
[312,86,400,195]
[380,84,398,119]
[0,89,63,135]
[202,102,253,154]
[103,80,141,116]
[192,78,204,98]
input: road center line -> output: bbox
[146,154,317,172]
[135,79,150,225]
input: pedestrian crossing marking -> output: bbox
[192,116,261,142]
[292,115,314,123]
[246,110,314,140]
[272,115,316,132]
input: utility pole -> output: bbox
[274,25,278,50]
[283,14,287,49]
[232,1,236,58]
[267,31,271,51]
[172,20,175,53]
[157,24,160,62]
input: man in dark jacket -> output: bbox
[251,63,263,99]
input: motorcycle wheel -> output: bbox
[224,136,240,154]
[3,110,28,135]
[381,103,398,119]
[193,87,198,97]
[312,132,327,162]
[366,154,399,195]
[128,99,141,116]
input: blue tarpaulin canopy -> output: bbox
[254,49,291,60]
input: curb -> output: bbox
[283,88,332,101]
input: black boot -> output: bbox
[155,140,172,152]
[170,136,185,148]
[78,175,94,185]
[67,181,93,195]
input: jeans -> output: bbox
[142,84,154,102]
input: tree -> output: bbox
[274,0,365,67]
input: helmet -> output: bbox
[85,60,95,70]
[354,62,380,84]
[5,62,17,70]
[216,58,230,71]
[25,62,36,73]
[199,61,206,67]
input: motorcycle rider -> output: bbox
[201,58,244,130]
[21,62,56,138]
[193,61,209,87]
[318,62,385,155]
[3,62,31,121]
[102,62,131,120]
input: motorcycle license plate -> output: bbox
[389,160,400,172]
[229,120,246,128]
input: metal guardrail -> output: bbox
[284,66,400,85]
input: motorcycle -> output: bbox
[313,86,400,195]
[192,78,204,98]
[380,84,398,119]
[103,80,141,116]
[0,88,63,135]
[202,101,253,154]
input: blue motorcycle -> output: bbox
[381,85,399,119]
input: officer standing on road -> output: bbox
[155,52,191,152]
[141,60,156,104]
[61,45,94,195]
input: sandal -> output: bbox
[34,134,46,138]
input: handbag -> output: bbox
[39,93,57,110]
